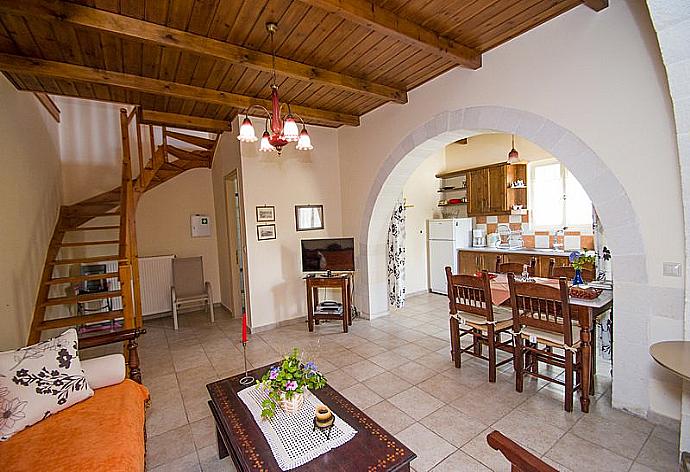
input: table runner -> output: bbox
[488,273,562,305]
[238,385,357,471]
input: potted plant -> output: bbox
[258,348,327,419]
[569,250,597,285]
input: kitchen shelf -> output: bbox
[437,187,467,192]
[438,202,467,207]
[508,185,527,189]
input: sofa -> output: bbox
[0,329,148,472]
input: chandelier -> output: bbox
[236,22,313,156]
[507,134,519,164]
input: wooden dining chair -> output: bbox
[547,259,595,282]
[496,256,537,276]
[445,267,514,382]
[507,273,583,412]
[487,431,558,472]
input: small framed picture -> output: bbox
[257,224,276,241]
[256,206,275,222]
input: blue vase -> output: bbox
[572,268,584,286]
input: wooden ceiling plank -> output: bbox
[455,0,541,50]
[441,0,519,45]
[227,0,270,47]
[241,0,292,51]
[207,0,243,41]
[0,53,359,126]
[186,0,221,35]
[582,0,608,12]
[138,110,230,133]
[298,0,481,69]
[0,0,406,103]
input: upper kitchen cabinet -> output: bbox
[462,163,527,217]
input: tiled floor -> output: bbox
[138,293,680,472]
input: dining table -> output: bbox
[487,273,613,413]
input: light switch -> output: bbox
[662,262,682,277]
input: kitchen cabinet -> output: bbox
[458,251,502,274]
[458,251,591,279]
[504,253,541,274]
[464,163,527,217]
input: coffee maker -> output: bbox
[472,229,487,247]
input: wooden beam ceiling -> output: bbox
[0,54,359,127]
[582,0,609,12]
[298,0,481,69]
[138,110,231,133]
[0,0,406,104]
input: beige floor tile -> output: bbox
[416,373,472,403]
[325,369,359,390]
[396,423,457,472]
[197,445,237,472]
[440,364,489,389]
[415,352,455,373]
[364,400,416,434]
[390,361,436,385]
[491,409,568,455]
[182,389,213,422]
[388,386,444,420]
[392,343,433,360]
[340,383,384,410]
[146,390,189,437]
[348,342,388,358]
[339,358,386,382]
[570,413,651,459]
[514,389,583,430]
[365,371,414,399]
[419,406,486,448]
[460,428,513,472]
[369,350,410,370]
[429,449,491,472]
[629,462,662,472]
[148,451,201,472]
[545,432,632,472]
[190,416,217,450]
[635,434,680,471]
[146,424,197,468]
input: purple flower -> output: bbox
[305,361,317,372]
[285,380,298,391]
[569,251,580,263]
[269,367,279,380]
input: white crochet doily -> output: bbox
[238,385,357,471]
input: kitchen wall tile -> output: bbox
[535,230,550,236]
[498,215,509,223]
[523,235,535,248]
[535,235,551,248]
[486,216,498,224]
[475,216,486,224]
[581,236,594,250]
[475,223,487,232]
[521,224,534,235]
[486,224,497,234]
[521,213,529,223]
[509,215,522,223]
[564,235,581,251]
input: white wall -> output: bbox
[338,0,684,423]
[444,133,553,169]
[136,169,221,304]
[401,151,444,295]
[236,125,344,330]
[0,77,62,349]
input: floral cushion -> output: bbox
[0,329,93,441]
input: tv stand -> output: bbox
[305,273,352,333]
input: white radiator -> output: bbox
[139,255,175,316]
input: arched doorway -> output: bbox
[357,106,647,413]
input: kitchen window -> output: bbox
[528,159,593,231]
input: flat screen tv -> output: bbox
[301,238,355,272]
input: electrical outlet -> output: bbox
[663,262,682,277]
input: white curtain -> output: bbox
[387,199,406,308]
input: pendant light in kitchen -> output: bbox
[507,134,519,164]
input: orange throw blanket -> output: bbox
[0,379,149,472]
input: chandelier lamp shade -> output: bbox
[507,134,519,164]
[236,23,313,156]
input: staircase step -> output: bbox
[166,145,210,162]
[58,240,120,248]
[65,211,120,218]
[39,310,124,330]
[46,272,119,285]
[50,255,124,265]
[166,131,216,150]
[41,290,123,307]
[64,225,120,232]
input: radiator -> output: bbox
[139,255,175,316]
[104,260,123,311]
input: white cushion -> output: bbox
[81,354,125,389]
[0,329,93,441]
[521,326,581,348]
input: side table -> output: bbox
[305,274,352,333]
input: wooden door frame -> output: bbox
[224,170,251,326]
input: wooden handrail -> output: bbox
[118,108,131,260]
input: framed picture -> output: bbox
[256,206,275,222]
[295,205,324,231]
[257,224,276,241]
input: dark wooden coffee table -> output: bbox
[207,365,416,471]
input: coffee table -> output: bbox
[207,365,416,471]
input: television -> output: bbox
[301,238,355,272]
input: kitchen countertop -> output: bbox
[459,246,577,257]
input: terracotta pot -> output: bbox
[277,391,304,414]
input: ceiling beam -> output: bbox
[0,54,359,127]
[0,0,406,104]
[582,0,608,12]
[34,92,60,122]
[138,110,231,133]
[298,0,481,69]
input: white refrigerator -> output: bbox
[428,218,473,294]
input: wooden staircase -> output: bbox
[27,107,221,344]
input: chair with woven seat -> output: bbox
[507,273,582,411]
[445,267,514,382]
[547,259,595,282]
[496,256,537,276]
[171,256,214,330]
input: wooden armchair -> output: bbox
[487,431,557,472]
[547,259,595,282]
[446,267,513,382]
[496,256,537,276]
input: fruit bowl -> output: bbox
[569,286,602,300]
